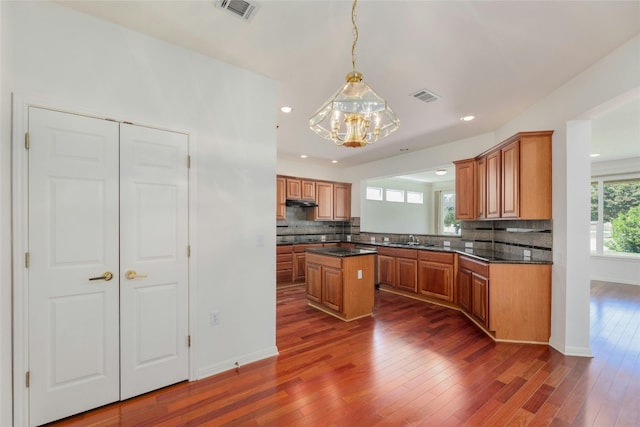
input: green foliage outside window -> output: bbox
[606,206,640,253]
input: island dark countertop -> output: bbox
[305,247,377,258]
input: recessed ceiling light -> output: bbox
[300,154,308,159]
[331,160,338,164]
[460,115,475,121]
[280,106,292,113]
[590,153,601,158]
[435,169,447,176]
[400,148,409,152]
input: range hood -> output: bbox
[286,199,318,208]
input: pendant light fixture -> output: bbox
[309,0,399,148]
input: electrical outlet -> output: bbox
[523,249,531,257]
[321,235,326,242]
[357,269,362,279]
[346,235,352,242]
[443,241,451,247]
[465,241,474,248]
[383,237,389,242]
[210,311,220,326]
[370,237,376,243]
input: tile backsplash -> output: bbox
[277,211,552,262]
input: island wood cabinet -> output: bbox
[377,247,418,292]
[417,251,455,302]
[457,254,551,342]
[306,251,376,321]
[292,244,323,283]
[455,130,553,221]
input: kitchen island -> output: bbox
[305,247,376,321]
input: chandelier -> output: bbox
[308,0,399,148]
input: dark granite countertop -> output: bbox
[305,247,377,258]
[277,240,551,264]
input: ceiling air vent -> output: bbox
[410,89,440,104]
[215,0,261,22]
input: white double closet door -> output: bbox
[27,107,189,426]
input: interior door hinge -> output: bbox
[187,245,191,257]
[188,335,191,347]
[187,156,191,169]
[25,132,30,150]
[26,371,30,388]
[25,252,30,269]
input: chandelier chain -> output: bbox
[351,0,358,71]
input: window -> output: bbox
[406,191,424,204]
[385,189,404,203]
[591,177,640,257]
[366,186,383,201]
[437,190,460,235]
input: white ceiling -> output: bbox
[60,0,640,167]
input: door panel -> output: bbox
[28,107,120,426]
[119,124,189,400]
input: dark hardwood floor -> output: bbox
[49,281,640,426]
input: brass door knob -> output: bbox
[125,270,148,280]
[89,272,114,281]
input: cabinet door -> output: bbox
[322,267,343,312]
[293,252,306,283]
[378,255,396,286]
[501,141,520,218]
[471,274,489,328]
[396,258,418,292]
[458,268,472,313]
[454,159,476,220]
[306,263,322,303]
[418,260,453,301]
[276,177,286,220]
[301,180,315,200]
[314,182,334,220]
[486,150,501,218]
[286,178,302,199]
[333,183,351,221]
[476,156,486,219]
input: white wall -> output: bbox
[1,2,277,424]
[362,178,432,234]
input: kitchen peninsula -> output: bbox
[305,247,376,321]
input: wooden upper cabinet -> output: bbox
[286,178,301,199]
[517,131,552,219]
[276,176,286,220]
[501,140,520,218]
[301,180,316,200]
[485,150,501,218]
[333,183,351,221]
[314,181,334,221]
[476,156,487,219]
[453,159,476,220]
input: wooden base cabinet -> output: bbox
[306,252,375,321]
[458,256,489,328]
[418,251,455,302]
[276,245,293,285]
[377,247,418,292]
[457,255,551,343]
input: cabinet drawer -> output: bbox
[377,247,418,259]
[277,245,293,254]
[459,256,489,276]
[306,252,342,269]
[418,250,454,264]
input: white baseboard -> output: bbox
[196,346,279,380]
[549,340,593,358]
